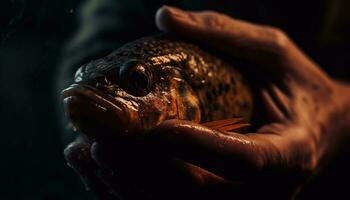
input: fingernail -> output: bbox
[64,142,90,167]
[156,5,188,31]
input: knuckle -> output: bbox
[293,136,319,173]
[199,11,231,31]
[265,27,290,53]
[249,142,269,170]
[299,155,318,175]
[303,143,319,172]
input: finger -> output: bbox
[261,88,287,122]
[90,139,237,200]
[156,6,290,65]
[147,119,284,181]
[65,140,148,200]
[270,84,293,117]
[155,6,331,84]
[64,141,120,200]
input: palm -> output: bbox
[64,5,350,200]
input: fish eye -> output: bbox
[119,60,153,96]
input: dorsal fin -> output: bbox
[201,118,250,132]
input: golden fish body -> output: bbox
[62,35,253,136]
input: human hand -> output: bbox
[64,6,350,199]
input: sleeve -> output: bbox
[56,0,162,92]
[56,0,163,144]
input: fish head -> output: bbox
[61,55,201,138]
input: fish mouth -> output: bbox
[61,84,129,138]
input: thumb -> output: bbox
[155,6,330,85]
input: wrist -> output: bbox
[329,80,350,145]
[313,80,350,167]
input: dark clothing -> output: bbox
[58,0,350,93]
[57,1,350,199]
[0,0,349,199]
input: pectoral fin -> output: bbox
[201,118,250,132]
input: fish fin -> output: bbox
[217,123,250,132]
[202,118,250,132]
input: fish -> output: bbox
[61,35,253,138]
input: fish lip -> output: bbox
[61,84,124,115]
[61,84,129,136]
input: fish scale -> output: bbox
[106,35,253,122]
[63,35,253,136]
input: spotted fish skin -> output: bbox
[67,35,253,134]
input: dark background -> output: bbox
[0,0,349,199]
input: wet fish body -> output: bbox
[62,35,253,136]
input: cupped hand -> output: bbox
[64,6,350,200]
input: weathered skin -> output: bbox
[62,35,253,136]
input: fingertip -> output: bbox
[64,141,90,163]
[90,141,99,160]
[155,5,188,32]
[64,141,95,175]
[155,5,175,32]
[155,6,168,31]
[90,141,111,166]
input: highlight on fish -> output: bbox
[61,35,253,138]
